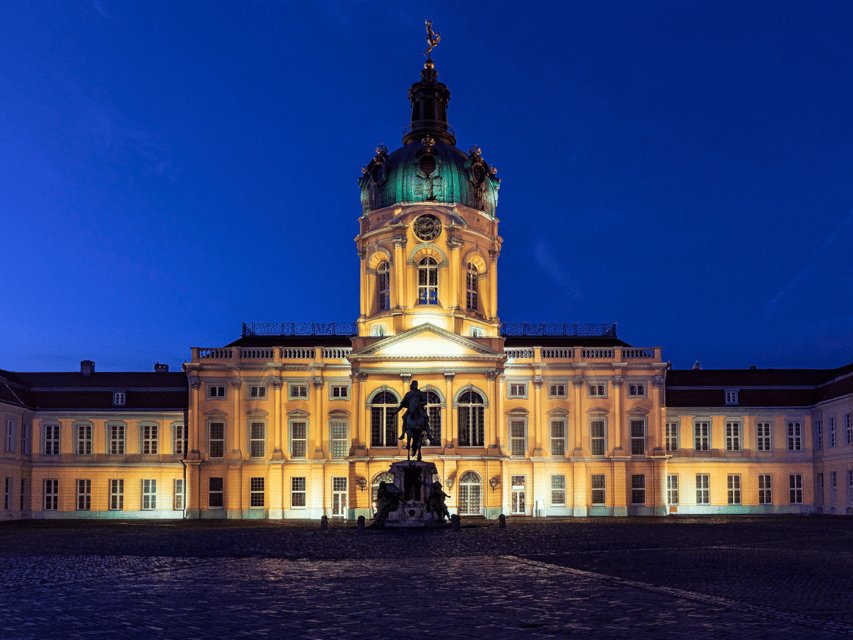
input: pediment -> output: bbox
[205,409,227,417]
[350,323,502,361]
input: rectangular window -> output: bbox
[696,474,710,505]
[44,424,60,455]
[548,383,567,398]
[665,422,679,452]
[330,384,349,400]
[815,420,823,450]
[19,478,26,511]
[290,421,307,458]
[109,479,124,510]
[725,389,739,405]
[846,414,853,445]
[331,421,349,458]
[76,479,91,511]
[789,474,803,504]
[108,423,126,455]
[250,477,265,508]
[588,383,606,398]
[550,420,566,456]
[173,424,186,456]
[289,384,309,400]
[631,474,645,504]
[758,474,772,505]
[173,479,185,510]
[831,471,838,503]
[591,474,606,505]
[250,422,265,458]
[628,383,646,398]
[21,423,30,455]
[551,474,566,505]
[142,479,156,510]
[630,420,645,456]
[208,477,224,508]
[209,422,225,458]
[141,424,158,455]
[727,474,741,505]
[817,473,824,504]
[208,385,226,399]
[76,423,93,455]
[113,391,126,406]
[4,477,10,510]
[250,386,266,398]
[694,421,710,451]
[6,419,15,452]
[667,474,679,504]
[829,417,837,447]
[787,421,803,451]
[756,421,772,451]
[725,422,741,451]
[509,420,526,456]
[291,477,306,508]
[507,382,527,399]
[590,419,606,456]
[44,479,58,511]
[847,470,853,504]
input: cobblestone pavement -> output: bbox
[0,516,852,639]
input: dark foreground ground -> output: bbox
[1,515,852,639]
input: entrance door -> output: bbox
[511,475,526,514]
[458,471,482,515]
[332,477,347,517]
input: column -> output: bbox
[312,377,324,455]
[487,371,499,450]
[187,376,201,459]
[392,236,406,310]
[354,373,368,455]
[572,376,584,454]
[271,378,283,459]
[533,376,544,456]
[444,372,455,449]
[448,237,463,311]
[488,248,499,323]
[612,377,623,453]
[230,378,242,457]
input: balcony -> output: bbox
[192,346,352,364]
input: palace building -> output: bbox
[2,51,852,521]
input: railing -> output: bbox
[242,322,356,337]
[581,348,614,359]
[240,348,274,360]
[322,347,352,359]
[280,348,315,360]
[199,349,232,359]
[501,322,617,337]
[623,348,654,359]
[542,348,574,359]
[505,348,535,359]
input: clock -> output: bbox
[413,214,442,242]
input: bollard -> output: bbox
[451,514,461,531]
[357,515,365,534]
[498,513,506,529]
[320,515,329,531]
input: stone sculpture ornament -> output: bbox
[394,380,430,461]
[372,481,402,528]
[426,481,450,522]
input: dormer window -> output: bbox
[113,392,126,406]
[725,389,739,405]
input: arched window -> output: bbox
[418,257,438,305]
[372,472,394,507]
[424,390,442,445]
[458,390,485,447]
[377,261,390,311]
[459,471,482,515]
[466,262,478,311]
[371,391,398,447]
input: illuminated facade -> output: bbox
[2,54,852,520]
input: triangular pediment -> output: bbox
[350,323,502,361]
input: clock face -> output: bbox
[413,214,442,242]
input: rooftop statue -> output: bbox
[424,20,441,58]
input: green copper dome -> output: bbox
[359,59,500,216]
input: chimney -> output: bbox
[81,360,95,377]
[154,362,169,373]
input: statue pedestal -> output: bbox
[384,459,447,528]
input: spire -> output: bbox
[402,21,456,146]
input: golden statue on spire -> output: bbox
[424,20,441,58]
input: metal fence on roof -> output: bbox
[500,322,617,337]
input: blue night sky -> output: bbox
[2,1,853,372]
